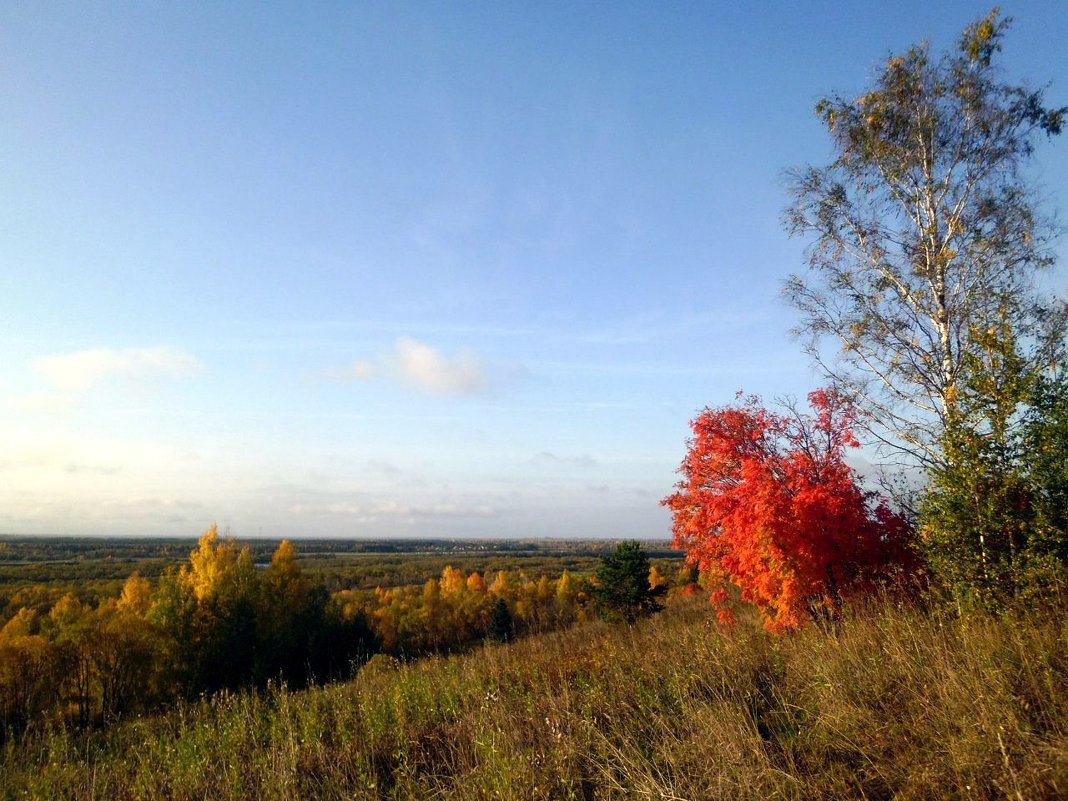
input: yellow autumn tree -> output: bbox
[647,565,668,591]
[440,565,466,599]
[0,610,59,733]
[489,570,512,599]
[117,574,153,617]
[554,571,579,626]
[180,524,254,603]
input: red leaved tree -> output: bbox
[662,388,917,632]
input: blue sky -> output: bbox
[3,2,1067,538]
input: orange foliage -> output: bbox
[663,389,917,631]
[466,572,487,593]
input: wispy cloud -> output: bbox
[326,360,375,382]
[365,459,403,476]
[319,499,498,519]
[0,430,164,477]
[530,451,598,468]
[0,493,207,531]
[328,337,488,396]
[34,347,201,391]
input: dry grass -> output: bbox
[2,598,1066,800]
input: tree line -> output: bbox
[0,527,680,739]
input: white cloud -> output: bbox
[329,337,488,396]
[34,347,201,391]
[392,337,484,395]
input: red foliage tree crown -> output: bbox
[662,388,916,631]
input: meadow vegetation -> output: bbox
[1,596,1065,800]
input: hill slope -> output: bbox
[3,599,1067,800]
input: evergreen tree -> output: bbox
[592,541,665,624]
[488,598,513,642]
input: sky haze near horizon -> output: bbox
[3,2,1067,538]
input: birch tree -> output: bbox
[784,10,1065,470]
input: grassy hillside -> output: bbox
[3,597,1066,800]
